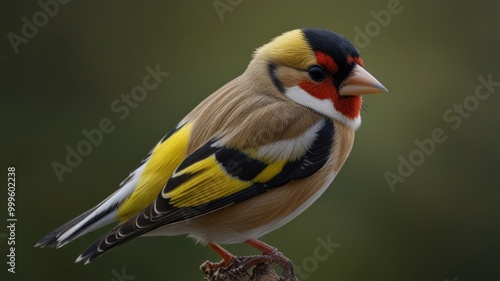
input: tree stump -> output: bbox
[201,253,298,281]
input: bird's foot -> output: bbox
[201,255,296,281]
[244,238,296,279]
[242,252,296,281]
[202,240,297,280]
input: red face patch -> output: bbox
[315,51,338,73]
[348,55,363,67]
[298,52,362,119]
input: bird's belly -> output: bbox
[203,170,339,244]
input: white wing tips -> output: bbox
[74,254,88,264]
[74,254,93,265]
[35,208,118,249]
[36,161,148,250]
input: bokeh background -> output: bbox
[1,1,500,280]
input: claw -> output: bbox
[203,240,297,280]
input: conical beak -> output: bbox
[339,65,388,96]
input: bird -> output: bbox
[36,28,387,269]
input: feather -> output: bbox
[117,123,193,221]
[35,124,192,248]
[35,162,148,248]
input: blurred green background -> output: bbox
[1,1,500,280]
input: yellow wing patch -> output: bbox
[165,155,252,208]
[163,154,287,208]
[253,160,287,183]
[117,123,193,221]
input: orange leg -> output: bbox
[208,242,235,267]
[245,238,277,254]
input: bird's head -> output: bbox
[251,28,387,129]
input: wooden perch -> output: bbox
[201,252,298,281]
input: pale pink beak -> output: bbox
[339,64,387,96]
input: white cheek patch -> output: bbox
[284,86,361,130]
[284,86,334,117]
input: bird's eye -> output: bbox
[307,65,327,82]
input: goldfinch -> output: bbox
[36,29,387,268]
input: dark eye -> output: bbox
[307,65,327,82]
